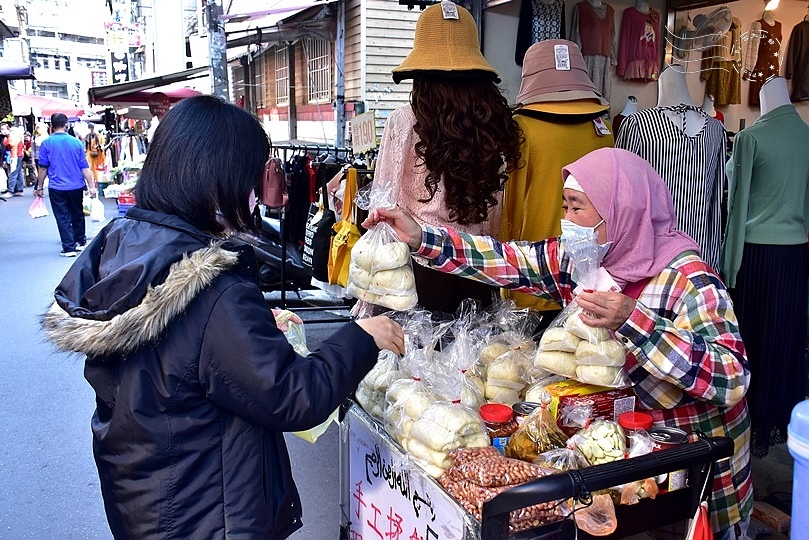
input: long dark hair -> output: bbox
[134,95,270,235]
[410,76,522,226]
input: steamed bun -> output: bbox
[351,238,374,270]
[535,350,577,378]
[371,266,415,293]
[564,312,611,341]
[376,292,418,311]
[372,241,411,271]
[575,364,623,387]
[348,262,372,289]
[574,340,626,367]
[540,327,581,353]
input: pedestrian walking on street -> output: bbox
[35,112,97,257]
[40,95,405,540]
[6,126,25,196]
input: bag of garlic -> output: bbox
[535,227,632,388]
[567,419,626,466]
[347,183,418,311]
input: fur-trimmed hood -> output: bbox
[41,208,241,357]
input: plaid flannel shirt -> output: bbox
[417,226,753,532]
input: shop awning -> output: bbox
[225,0,336,48]
[12,94,85,119]
[0,58,35,79]
[88,66,208,105]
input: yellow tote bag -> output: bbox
[327,168,360,287]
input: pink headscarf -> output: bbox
[561,148,700,289]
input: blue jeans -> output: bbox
[7,157,23,193]
[49,188,86,252]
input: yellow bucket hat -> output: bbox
[391,2,499,84]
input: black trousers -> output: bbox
[49,188,86,252]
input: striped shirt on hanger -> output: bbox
[615,106,727,270]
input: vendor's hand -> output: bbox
[361,207,423,250]
[356,315,405,355]
[272,309,304,332]
[575,290,636,331]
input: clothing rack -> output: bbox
[270,143,358,322]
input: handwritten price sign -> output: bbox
[345,404,467,540]
[350,111,378,154]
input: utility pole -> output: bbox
[206,0,229,100]
[14,0,32,95]
[334,0,346,146]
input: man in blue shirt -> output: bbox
[34,113,97,257]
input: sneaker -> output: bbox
[13,192,23,197]
[59,250,77,257]
[75,243,87,252]
[0,192,12,199]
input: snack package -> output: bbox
[567,419,626,466]
[505,404,569,462]
[348,184,417,311]
[533,447,590,472]
[535,228,631,388]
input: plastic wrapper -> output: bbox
[611,428,659,504]
[355,349,407,420]
[274,312,337,443]
[535,228,631,388]
[573,494,618,536]
[348,184,417,311]
[522,374,566,404]
[439,447,569,532]
[558,402,593,433]
[533,447,590,472]
[567,419,626,466]
[505,404,569,462]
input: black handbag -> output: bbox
[303,188,336,282]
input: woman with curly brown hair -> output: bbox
[373,2,521,314]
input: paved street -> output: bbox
[0,189,351,539]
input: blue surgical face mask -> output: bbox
[560,219,612,260]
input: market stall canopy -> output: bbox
[88,66,208,105]
[224,0,337,48]
[12,94,85,119]
[0,58,35,79]
[92,84,203,107]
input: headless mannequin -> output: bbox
[759,76,791,115]
[634,0,649,14]
[588,0,603,8]
[621,96,638,116]
[657,64,706,136]
[762,10,776,24]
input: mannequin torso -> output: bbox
[657,65,706,136]
[762,11,776,25]
[587,0,603,8]
[634,0,649,14]
[759,76,791,115]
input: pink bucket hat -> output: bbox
[516,39,608,113]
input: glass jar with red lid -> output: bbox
[480,403,518,454]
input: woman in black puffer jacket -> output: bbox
[41,96,404,540]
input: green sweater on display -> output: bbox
[721,104,809,288]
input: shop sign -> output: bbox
[110,51,129,84]
[148,92,171,119]
[346,406,467,540]
[105,21,144,50]
[350,110,378,154]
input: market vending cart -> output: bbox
[339,401,734,540]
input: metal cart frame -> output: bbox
[340,401,734,540]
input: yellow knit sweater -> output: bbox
[500,105,615,311]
